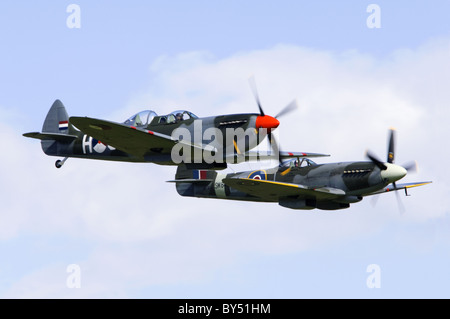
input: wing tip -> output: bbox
[405,181,432,188]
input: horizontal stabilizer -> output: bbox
[166,178,213,183]
[23,132,78,142]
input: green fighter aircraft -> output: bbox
[169,129,431,210]
[24,77,330,169]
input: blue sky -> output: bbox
[1,1,449,298]
[3,1,450,119]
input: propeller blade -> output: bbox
[368,128,417,215]
[267,129,272,147]
[366,150,387,170]
[275,99,299,119]
[393,182,406,214]
[267,131,282,165]
[248,75,265,116]
[402,160,418,173]
[370,194,380,207]
[387,128,395,163]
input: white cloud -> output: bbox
[2,39,450,297]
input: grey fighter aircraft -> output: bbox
[23,79,323,169]
[169,129,431,210]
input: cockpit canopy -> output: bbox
[124,110,157,127]
[123,110,198,127]
[280,158,317,168]
[157,110,198,124]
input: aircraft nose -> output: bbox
[380,163,407,183]
[255,115,280,129]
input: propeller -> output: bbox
[275,99,299,119]
[248,75,265,116]
[267,102,299,166]
[387,128,395,164]
[248,76,299,165]
[366,128,417,213]
[402,160,418,173]
[365,150,387,170]
[366,128,416,173]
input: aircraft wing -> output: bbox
[222,178,345,201]
[69,117,207,158]
[278,151,330,159]
[366,181,432,196]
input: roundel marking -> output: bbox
[92,139,107,153]
[247,170,267,181]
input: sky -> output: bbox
[0,1,449,298]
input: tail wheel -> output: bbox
[55,157,68,169]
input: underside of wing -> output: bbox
[70,117,177,157]
[222,178,345,201]
[366,181,432,196]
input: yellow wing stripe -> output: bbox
[404,181,432,188]
[239,178,305,189]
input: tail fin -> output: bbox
[23,99,77,156]
[42,99,70,134]
[169,164,216,197]
[170,164,215,182]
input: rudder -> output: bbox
[40,100,72,156]
[42,99,69,134]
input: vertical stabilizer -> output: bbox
[22,99,78,166]
[40,100,71,156]
[42,99,69,134]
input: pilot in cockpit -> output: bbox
[135,114,143,126]
[281,158,316,169]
